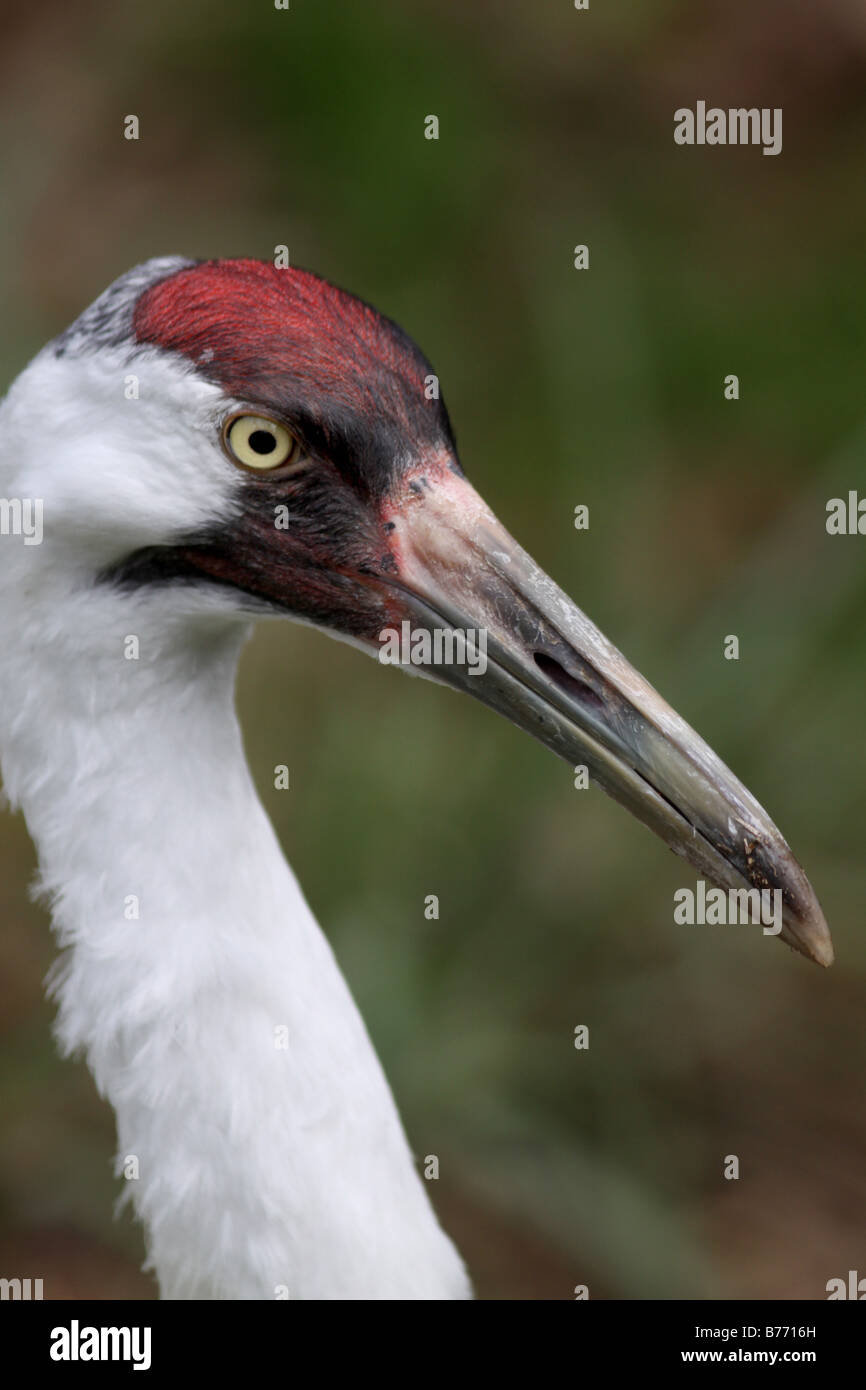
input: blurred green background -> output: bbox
[1,0,865,1299]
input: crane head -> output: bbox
[3,257,832,966]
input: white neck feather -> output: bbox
[0,580,468,1299]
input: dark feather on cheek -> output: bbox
[106,258,463,639]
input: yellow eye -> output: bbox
[224,415,298,471]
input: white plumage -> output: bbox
[0,310,469,1299]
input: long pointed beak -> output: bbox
[377,468,832,967]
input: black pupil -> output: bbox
[249,430,276,455]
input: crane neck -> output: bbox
[0,586,468,1299]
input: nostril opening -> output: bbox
[533,651,606,712]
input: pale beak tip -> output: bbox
[810,929,835,970]
[789,904,834,968]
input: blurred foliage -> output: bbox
[1,0,865,1298]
